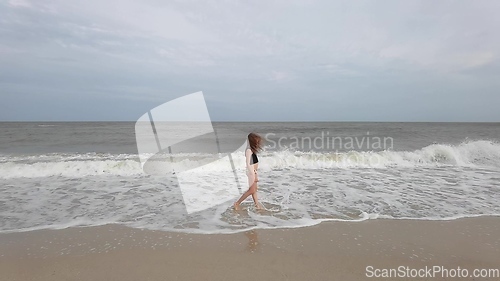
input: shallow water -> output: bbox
[1,122,499,234]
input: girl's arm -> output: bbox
[245,148,253,171]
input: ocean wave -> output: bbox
[0,140,499,179]
[37,124,57,127]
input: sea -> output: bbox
[1,122,499,234]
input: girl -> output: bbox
[234,133,263,210]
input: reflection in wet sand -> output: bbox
[244,230,259,253]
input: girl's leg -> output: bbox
[251,171,262,209]
[234,186,253,207]
[250,182,262,209]
[234,172,256,210]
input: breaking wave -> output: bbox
[0,140,499,179]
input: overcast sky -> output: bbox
[1,0,499,121]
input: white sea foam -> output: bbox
[0,140,499,179]
[0,140,499,234]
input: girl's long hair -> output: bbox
[248,133,262,153]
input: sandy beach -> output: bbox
[1,217,499,281]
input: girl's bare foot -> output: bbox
[255,203,264,210]
[233,202,241,210]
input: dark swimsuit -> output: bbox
[252,153,259,164]
[250,151,258,164]
[249,150,259,180]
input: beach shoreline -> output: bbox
[1,217,499,281]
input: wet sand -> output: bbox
[1,217,499,280]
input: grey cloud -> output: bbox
[1,0,500,121]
